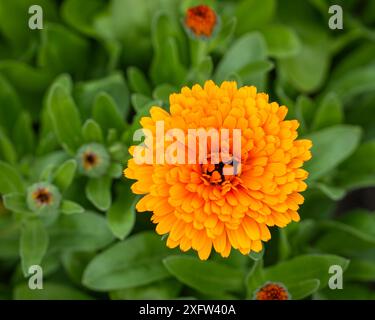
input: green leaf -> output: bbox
[345,259,375,282]
[315,212,375,255]
[48,211,114,252]
[294,95,315,134]
[127,66,152,96]
[30,151,69,182]
[264,254,349,290]
[214,32,267,84]
[60,200,84,215]
[304,125,362,181]
[339,209,375,235]
[131,94,152,113]
[38,23,90,77]
[12,111,36,156]
[82,232,171,291]
[61,0,106,36]
[317,283,375,300]
[3,193,29,214]
[208,17,236,52]
[237,60,274,80]
[150,13,187,85]
[335,140,375,190]
[0,161,24,194]
[85,176,112,211]
[0,215,20,260]
[108,163,123,179]
[287,279,320,300]
[107,191,136,240]
[314,182,346,201]
[326,65,375,103]
[93,0,176,66]
[279,31,330,93]
[0,129,17,164]
[312,93,343,131]
[110,279,182,300]
[262,24,301,58]
[0,61,52,93]
[47,85,83,154]
[289,219,317,250]
[61,251,95,285]
[82,119,104,143]
[332,43,375,79]
[75,72,130,119]
[0,75,22,135]
[235,0,276,35]
[92,92,125,134]
[153,84,176,103]
[163,256,244,294]
[52,159,77,192]
[14,282,92,300]
[20,219,49,276]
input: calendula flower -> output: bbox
[124,81,312,260]
[254,282,290,300]
[76,143,110,178]
[185,5,217,38]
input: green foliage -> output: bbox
[82,232,171,291]
[164,256,244,294]
[0,0,374,301]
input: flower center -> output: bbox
[83,152,98,169]
[202,162,226,184]
[32,188,52,206]
[192,6,207,18]
[255,283,290,300]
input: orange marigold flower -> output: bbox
[255,282,290,300]
[185,5,217,37]
[124,81,312,260]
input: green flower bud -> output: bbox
[76,143,110,178]
[26,182,61,214]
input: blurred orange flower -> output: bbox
[124,81,312,260]
[185,5,217,37]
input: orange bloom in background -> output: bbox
[124,81,312,260]
[255,283,290,300]
[185,5,217,37]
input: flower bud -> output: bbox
[184,5,218,39]
[76,143,110,178]
[254,282,290,300]
[26,182,61,214]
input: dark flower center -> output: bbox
[192,6,207,18]
[83,152,98,169]
[33,188,52,206]
[202,161,232,185]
